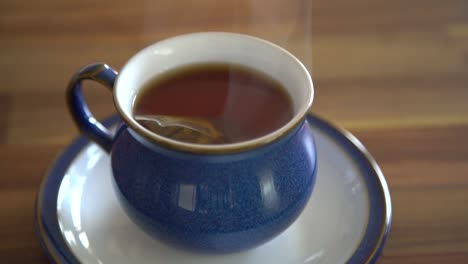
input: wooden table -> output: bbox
[1,0,467,263]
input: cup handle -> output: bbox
[67,63,118,152]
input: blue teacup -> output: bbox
[67,32,317,253]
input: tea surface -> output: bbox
[134,63,293,144]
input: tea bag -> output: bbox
[135,115,227,144]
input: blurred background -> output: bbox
[1,0,467,263]
[2,0,467,142]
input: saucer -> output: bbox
[35,114,391,264]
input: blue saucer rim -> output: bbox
[310,116,392,264]
[35,114,392,264]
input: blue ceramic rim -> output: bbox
[34,116,120,264]
[308,116,392,264]
[35,114,391,264]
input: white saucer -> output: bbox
[36,115,391,264]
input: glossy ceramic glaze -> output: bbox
[35,115,391,264]
[111,120,316,252]
[66,33,316,252]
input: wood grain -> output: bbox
[0,0,467,263]
[0,95,10,143]
[0,145,60,263]
[354,124,468,261]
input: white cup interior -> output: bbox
[114,32,313,152]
